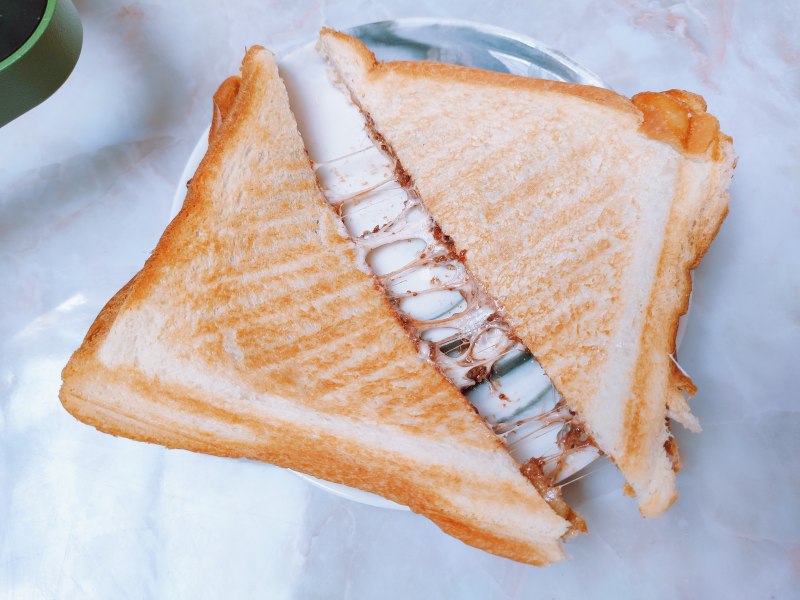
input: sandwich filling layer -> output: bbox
[313,142,600,498]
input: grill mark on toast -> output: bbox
[195,284,414,388]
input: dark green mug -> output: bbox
[0,0,83,127]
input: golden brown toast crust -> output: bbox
[632,90,731,159]
[209,75,241,142]
[60,46,573,566]
[319,28,638,117]
[319,28,734,162]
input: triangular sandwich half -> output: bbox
[317,29,735,517]
[59,47,580,566]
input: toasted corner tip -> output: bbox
[316,28,378,72]
[210,75,242,143]
[243,44,269,59]
[637,487,679,517]
[237,46,275,83]
[631,89,731,160]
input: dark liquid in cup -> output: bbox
[0,0,50,62]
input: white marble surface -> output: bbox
[1,1,798,598]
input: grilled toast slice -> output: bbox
[318,29,735,516]
[60,46,578,566]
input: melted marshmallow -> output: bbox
[314,145,598,484]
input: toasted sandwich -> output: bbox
[317,28,735,516]
[59,46,581,566]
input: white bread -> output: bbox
[59,47,579,565]
[317,29,735,517]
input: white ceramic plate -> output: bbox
[171,19,687,511]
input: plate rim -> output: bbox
[345,17,606,87]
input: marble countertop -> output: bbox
[2,1,798,598]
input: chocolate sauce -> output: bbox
[313,145,599,486]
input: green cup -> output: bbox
[0,0,83,127]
